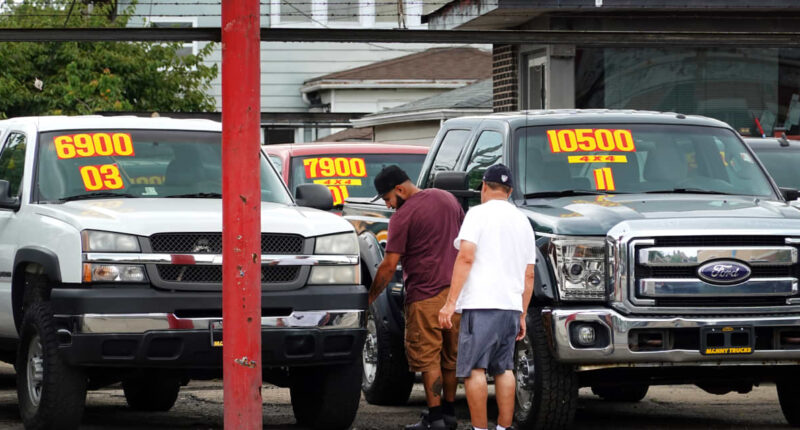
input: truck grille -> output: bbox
[157,265,300,283]
[632,236,799,308]
[150,233,304,254]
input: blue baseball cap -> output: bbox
[482,163,513,188]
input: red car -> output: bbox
[263,142,428,207]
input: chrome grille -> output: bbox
[150,233,303,254]
[157,265,300,283]
[632,238,799,307]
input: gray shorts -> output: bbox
[456,309,521,378]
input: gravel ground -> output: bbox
[0,363,791,429]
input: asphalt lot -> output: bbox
[0,363,791,429]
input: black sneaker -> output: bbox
[420,410,457,430]
[405,412,448,430]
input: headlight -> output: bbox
[315,232,358,255]
[83,263,147,282]
[552,236,606,301]
[308,266,359,285]
[82,230,140,252]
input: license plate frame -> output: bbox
[699,326,754,356]
[209,320,223,348]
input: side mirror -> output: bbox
[0,180,19,211]
[432,171,479,199]
[781,187,800,202]
[295,184,334,211]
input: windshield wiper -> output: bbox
[524,190,619,198]
[643,188,737,195]
[165,192,222,198]
[60,192,137,202]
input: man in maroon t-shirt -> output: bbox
[368,165,464,430]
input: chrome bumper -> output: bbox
[550,308,800,365]
[57,310,363,334]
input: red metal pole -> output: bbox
[221,0,262,427]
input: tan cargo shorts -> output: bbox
[404,288,461,372]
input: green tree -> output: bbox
[0,0,218,117]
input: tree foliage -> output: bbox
[0,0,218,117]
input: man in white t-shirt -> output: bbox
[438,163,536,430]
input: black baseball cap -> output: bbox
[483,163,514,188]
[371,165,410,202]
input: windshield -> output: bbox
[36,129,292,204]
[515,124,775,197]
[750,148,800,190]
[290,153,426,205]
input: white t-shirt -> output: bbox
[453,199,537,313]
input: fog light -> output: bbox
[576,325,596,346]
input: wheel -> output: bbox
[362,307,414,405]
[122,373,181,411]
[514,310,578,430]
[591,384,649,402]
[778,379,800,426]
[290,360,362,430]
[17,302,87,430]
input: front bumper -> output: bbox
[50,284,366,368]
[549,307,800,365]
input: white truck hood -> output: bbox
[33,199,353,237]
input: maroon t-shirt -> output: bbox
[385,188,465,304]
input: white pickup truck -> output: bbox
[0,115,365,429]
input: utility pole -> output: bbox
[221,0,262,427]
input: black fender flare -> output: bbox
[533,241,557,302]
[358,232,404,337]
[12,247,62,332]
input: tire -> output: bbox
[122,373,181,411]
[514,310,578,430]
[290,360,362,430]
[591,384,649,402]
[362,307,414,405]
[17,302,87,430]
[778,379,800,426]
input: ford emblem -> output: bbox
[697,260,751,285]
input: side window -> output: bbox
[465,131,504,191]
[0,132,26,197]
[426,129,470,186]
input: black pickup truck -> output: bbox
[346,109,800,428]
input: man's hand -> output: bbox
[516,313,527,341]
[438,301,456,329]
[368,252,401,306]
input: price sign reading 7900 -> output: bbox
[546,129,635,153]
[303,157,367,179]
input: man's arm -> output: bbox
[438,240,476,329]
[517,263,535,341]
[368,251,401,305]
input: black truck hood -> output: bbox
[520,194,800,236]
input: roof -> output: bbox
[262,142,429,158]
[442,109,734,129]
[0,115,221,133]
[315,127,373,142]
[745,137,800,150]
[351,79,493,127]
[425,0,800,30]
[300,47,492,92]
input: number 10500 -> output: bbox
[546,129,635,153]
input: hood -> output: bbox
[33,198,353,238]
[520,194,800,236]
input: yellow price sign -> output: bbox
[568,155,628,164]
[547,129,635,153]
[55,133,135,159]
[79,164,125,191]
[303,157,367,179]
[313,179,363,186]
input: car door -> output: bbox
[0,131,28,335]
